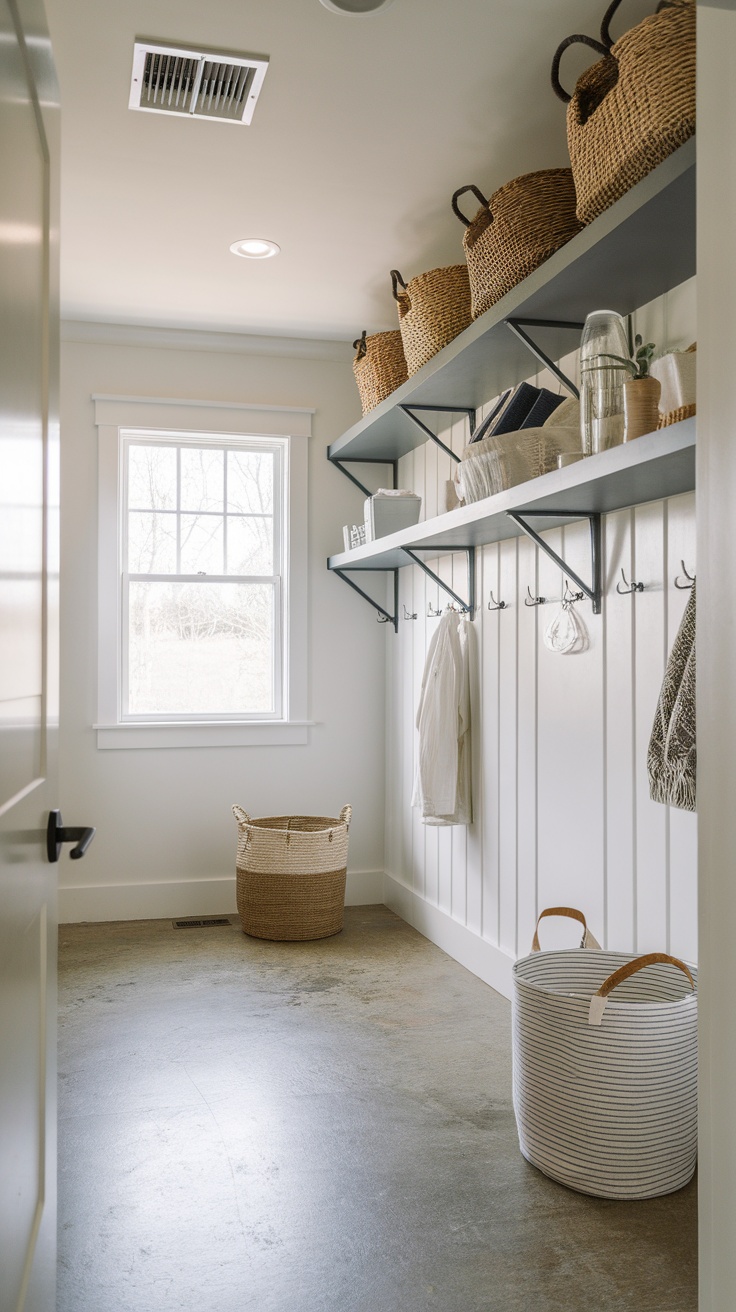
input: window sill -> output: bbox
[94,721,314,750]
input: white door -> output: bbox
[0,0,61,1308]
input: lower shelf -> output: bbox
[327,419,695,572]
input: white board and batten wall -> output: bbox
[384,278,697,999]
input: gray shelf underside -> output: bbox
[329,141,696,465]
[327,420,695,572]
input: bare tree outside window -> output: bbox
[123,437,283,718]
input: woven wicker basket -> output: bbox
[232,805,351,942]
[352,329,408,415]
[451,172,582,320]
[658,402,696,429]
[551,0,695,225]
[390,265,471,376]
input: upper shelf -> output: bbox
[328,141,695,465]
[327,419,695,572]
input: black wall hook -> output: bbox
[616,568,644,595]
[675,561,695,590]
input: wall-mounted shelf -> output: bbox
[327,419,695,576]
[328,141,695,466]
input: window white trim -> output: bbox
[96,395,310,749]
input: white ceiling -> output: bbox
[46,0,606,341]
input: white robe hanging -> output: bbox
[412,609,472,826]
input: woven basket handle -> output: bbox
[353,330,368,361]
[232,805,252,826]
[550,33,613,103]
[339,805,352,829]
[531,906,601,952]
[600,0,676,49]
[451,184,491,229]
[390,269,409,305]
[589,952,695,1026]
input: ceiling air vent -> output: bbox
[129,42,269,125]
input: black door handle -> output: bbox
[47,810,96,862]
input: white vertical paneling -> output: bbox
[497,538,519,956]
[604,508,637,952]
[480,542,501,946]
[632,501,668,953]
[384,281,697,983]
[515,534,538,957]
[665,491,697,962]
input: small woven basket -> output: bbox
[390,265,471,376]
[352,329,408,414]
[232,805,351,942]
[551,0,695,225]
[451,172,582,320]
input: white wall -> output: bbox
[384,280,698,998]
[697,6,736,1305]
[58,325,386,922]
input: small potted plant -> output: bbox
[600,335,662,442]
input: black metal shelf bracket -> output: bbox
[332,567,400,632]
[507,510,602,615]
[328,455,399,499]
[402,545,476,620]
[504,318,584,400]
[398,404,476,465]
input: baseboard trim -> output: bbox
[383,873,514,1001]
[59,870,385,924]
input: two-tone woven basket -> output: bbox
[390,265,471,376]
[513,908,698,1200]
[352,329,408,415]
[451,172,582,320]
[232,805,351,941]
[551,0,695,225]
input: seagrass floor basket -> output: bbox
[232,805,351,941]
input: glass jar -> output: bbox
[579,310,629,456]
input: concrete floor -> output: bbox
[58,906,697,1312]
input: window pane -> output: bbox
[227,449,273,515]
[226,515,273,575]
[127,511,177,573]
[127,581,274,715]
[180,447,223,512]
[128,444,177,510]
[180,514,224,574]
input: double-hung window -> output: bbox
[95,396,310,748]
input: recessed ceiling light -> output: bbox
[319,0,395,13]
[230,238,281,259]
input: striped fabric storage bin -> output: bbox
[512,948,698,1199]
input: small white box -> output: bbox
[364,491,422,542]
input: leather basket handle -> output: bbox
[600,0,676,49]
[551,33,613,103]
[531,906,601,952]
[390,269,408,304]
[451,184,491,228]
[589,951,695,1026]
[353,330,368,362]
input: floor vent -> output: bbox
[173,917,233,929]
[129,42,269,125]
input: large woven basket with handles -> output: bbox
[390,265,471,376]
[352,328,408,415]
[551,0,695,225]
[513,907,698,1200]
[451,171,582,320]
[232,805,351,941]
